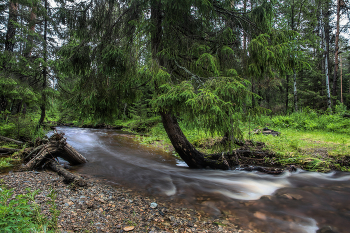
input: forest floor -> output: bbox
[0,170,253,233]
[117,124,350,173]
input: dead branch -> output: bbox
[0,135,24,145]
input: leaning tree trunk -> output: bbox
[160,111,229,169]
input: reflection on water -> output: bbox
[55,127,350,233]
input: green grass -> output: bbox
[248,128,350,172]
[125,114,350,172]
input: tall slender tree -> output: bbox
[5,0,18,53]
[332,0,341,102]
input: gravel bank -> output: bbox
[0,171,251,233]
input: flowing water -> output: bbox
[55,127,350,233]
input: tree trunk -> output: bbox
[160,112,207,168]
[160,112,229,169]
[151,0,228,170]
[23,8,36,58]
[340,54,343,103]
[291,1,298,112]
[257,80,262,106]
[332,0,340,102]
[285,75,289,113]
[293,69,298,112]
[5,1,18,53]
[252,80,256,107]
[323,5,332,109]
[0,95,8,113]
[38,0,48,126]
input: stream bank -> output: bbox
[0,171,250,233]
[52,120,350,172]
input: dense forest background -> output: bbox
[1,0,350,143]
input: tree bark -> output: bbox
[293,69,298,112]
[5,1,18,52]
[160,112,206,168]
[323,5,332,109]
[160,112,229,169]
[23,8,36,58]
[285,75,289,113]
[332,0,340,102]
[38,0,48,126]
[340,54,343,103]
[291,1,298,112]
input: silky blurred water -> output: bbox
[54,127,350,233]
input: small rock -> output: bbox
[254,211,266,220]
[123,226,135,231]
[150,202,158,209]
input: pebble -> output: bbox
[150,202,158,209]
[0,171,251,233]
[124,225,135,231]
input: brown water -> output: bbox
[55,127,350,233]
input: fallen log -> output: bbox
[0,147,21,157]
[22,132,88,186]
[23,132,87,170]
[0,148,21,154]
[0,135,24,145]
[46,159,87,186]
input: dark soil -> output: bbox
[206,140,291,174]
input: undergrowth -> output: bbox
[123,104,350,172]
[254,104,350,134]
[0,184,60,232]
[0,111,47,142]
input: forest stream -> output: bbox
[54,126,350,233]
